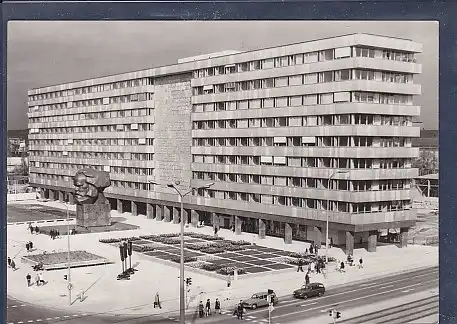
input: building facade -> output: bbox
[27,33,422,254]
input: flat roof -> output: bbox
[29,32,421,92]
[416,173,439,180]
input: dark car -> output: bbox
[236,291,279,310]
[293,283,325,299]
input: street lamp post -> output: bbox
[149,180,214,324]
[325,170,349,277]
[58,195,72,305]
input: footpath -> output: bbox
[7,199,439,320]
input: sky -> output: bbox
[7,20,438,130]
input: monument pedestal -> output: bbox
[76,202,111,227]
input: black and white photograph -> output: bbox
[6,20,439,324]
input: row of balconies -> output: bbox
[28,85,155,107]
[191,57,421,88]
[191,103,421,120]
[191,80,420,105]
[191,163,418,180]
[28,116,155,129]
[191,125,419,138]
[191,146,418,158]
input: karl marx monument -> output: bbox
[73,168,112,227]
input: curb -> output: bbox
[7,218,76,226]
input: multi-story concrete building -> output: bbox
[27,33,422,254]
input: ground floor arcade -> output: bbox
[37,187,411,255]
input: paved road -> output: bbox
[6,297,176,324]
[7,267,438,324]
[185,267,438,324]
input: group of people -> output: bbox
[233,300,245,320]
[26,272,45,287]
[25,241,34,252]
[7,257,17,270]
[337,255,363,272]
[28,224,40,235]
[49,229,60,240]
[198,298,221,318]
[305,243,320,255]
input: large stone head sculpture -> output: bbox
[73,168,111,205]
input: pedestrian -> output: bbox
[227,274,231,287]
[7,257,12,267]
[340,261,345,272]
[304,248,308,255]
[310,261,315,274]
[316,262,321,274]
[309,245,314,254]
[35,273,40,286]
[205,298,211,316]
[26,242,30,252]
[199,301,204,318]
[10,259,16,271]
[237,301,244,320]
[359,257,363,269]
[215,298,221,315]
[57,230,60,237]
[35,226,39,234]
[315,244,319,255]
[297,259,304,272]
[305,272,310,285]
[29,224,34,234]
[214,227,218,237]
[330,237,334,248]
[154,292,161,309]
[26,273,31,287]
[29,241,34,251]
[39,272,45,285]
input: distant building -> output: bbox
[8,137,27,157]
[27,33,422,254]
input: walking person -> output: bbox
[10,259,16,271]
[227,274,231,287]
[29,224,34,234]
[26,273,32,287]
[35,226,39,234]
[205,298,211,316]
[330,237,334,248]
[35,273,40,286]
[215,298,221,315]
[8,257,12,267]
[198,301,204,318]
[29,241,34,251]
[305,272,310,285]
[358,257,363,269]
[237,301,244,320]
[38,272,45,285]
[309,245,314,255]
[340,261,345,273]
[154,292,161,309]
[26,242,30,252]
[310,261,315,274]
[297,259,304,272]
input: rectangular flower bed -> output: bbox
[99,237,140,244]
[22,251,111,270]
[216,266,247,276]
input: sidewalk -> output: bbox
[7,199,439,319]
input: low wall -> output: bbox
[7,193,36,202]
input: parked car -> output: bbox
[237,291,279,310]
[293,283,325,299]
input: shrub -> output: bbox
[186,243,208,251]
[201,263,223,271]
[99,237,140,244]
[230,240,251,246]
[217,267,247,276]
[170,255,197,263]
[187,261,209,269]
[158,233,180,238]
[140,235,159,240]
[197,255,220,262]
[200,247,225,254]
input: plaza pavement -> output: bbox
[7,199,439,319]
